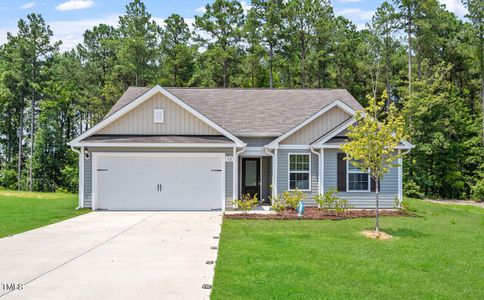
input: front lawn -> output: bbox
[0,190,89,238]
[212,199,484,299]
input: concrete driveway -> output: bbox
[0,212,222,300]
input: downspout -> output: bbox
[70,145,83,210]
[310,146,322,195]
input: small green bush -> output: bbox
[233,193,259,213]
[269,194,286,213]
[0,169,17,190]
[404,180,425,199]
[314,188,350,213]
[282,188,306,209]
[470,179,484,201]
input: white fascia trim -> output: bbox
[311,116,355,146]
[77,142,236,148]
[278,145,311,149]
[267,99,356,148]
[235,133,281,137]
[69,85,245,147]
[315,144,413,150]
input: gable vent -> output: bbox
[154,109,164,123]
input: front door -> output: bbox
[241,158,260,198]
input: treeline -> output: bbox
[0,0,482,199]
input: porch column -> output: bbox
[233,146,237,200]
[398,150,403,203]
[272,149,278,197]
[321,148,325,194]
[79,146,85,208]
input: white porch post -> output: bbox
[398,150,403,203]
[79,146,85,208]
[321,148,325,194]
[233,147,237,200]
[272,149,278,197]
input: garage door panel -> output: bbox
[95,154,223,211]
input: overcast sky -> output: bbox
[0,0,469,52]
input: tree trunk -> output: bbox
[385,48,391,108]
[17,93,24,191]
[300,33,306,88]
[223,59,228,88]
[407,6,412,94]
[29,61,36,192]
[269,44,274,89]
[375,177,380,233]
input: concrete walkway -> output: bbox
[0,212,222,300]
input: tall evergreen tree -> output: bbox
[195,0,245,87]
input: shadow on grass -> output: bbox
[384,227,429,238]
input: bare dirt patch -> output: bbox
[424,199,484,208]
[225,207,409,220]
[361,230,393,240]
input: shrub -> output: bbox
[314,188,350,213]
[232,193,259,213]
[404,180,424,199]
[470,179,484,201]
[0,169,17,190]
[282,188,306,209]
[269,194,286,213]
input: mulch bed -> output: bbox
[225,207,410,220]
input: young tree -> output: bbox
[341,91,406,233]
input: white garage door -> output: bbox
[93,153,224,211]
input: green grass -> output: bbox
[0,189,90,238]
[212,199,484,299]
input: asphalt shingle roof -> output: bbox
[105,87,363,136]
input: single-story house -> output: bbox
[68,85,413,211]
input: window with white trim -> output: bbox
[154,109,164,123]
[289,154,310,190]
[347,159,370,191]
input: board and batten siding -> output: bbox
[97,93,219,135]
[277,149,319,203]
[82,147,234,209]
[323,149,399,208]
[281,106,350,144]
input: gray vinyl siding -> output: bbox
[277,149,319,203]
[82,147,234,209]
[261,156,272,202]
[241,137,274,147]
[323,149,399,208]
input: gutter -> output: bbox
[70,145,83,210]
[310,146,322,195]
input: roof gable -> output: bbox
[97,92,219,135]
[267,99,357,148]
[69,86,244,146]
[280,106,351,144]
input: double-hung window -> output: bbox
[347,159,370,192]
[289,154,310,191]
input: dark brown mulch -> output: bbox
[225,207,410,220]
